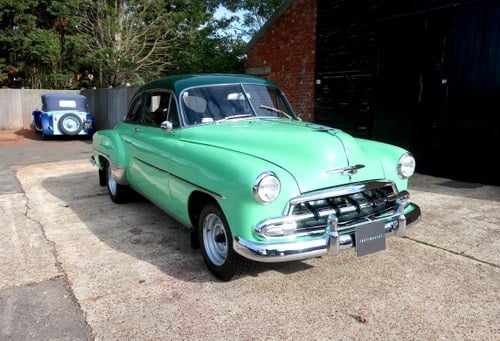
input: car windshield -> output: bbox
[180,83,296,125]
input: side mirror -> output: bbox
[160,120,173,132]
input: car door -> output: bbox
[121,90,181,209]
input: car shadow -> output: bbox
[409,173,500,202]
[15,128,93,142]
[14,128,41,140]
[41,170,314,283]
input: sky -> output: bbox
[212,5,250,41]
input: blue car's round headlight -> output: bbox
[398,153,416,178]
[253,172,280,203]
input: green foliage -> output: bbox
[170,35,246,75]
[0,0,85,88]
[216,0,285,35]
[0,0,282,89]
[169,13,247,75]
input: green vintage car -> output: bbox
[91,74,420,281]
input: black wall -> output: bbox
[315,0,500,185]
[315,0,379,139]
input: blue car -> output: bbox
[32,93,95,138]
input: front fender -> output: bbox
[170,142,301,242]
[356,138,410,191]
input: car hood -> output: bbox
[180,119,385,193]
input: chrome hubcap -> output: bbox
[107,165,117,195]
[202,213,228,266]
[62,117,80,132]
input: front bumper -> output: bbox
[233,202,421,263]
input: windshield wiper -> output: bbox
[259,105,293,119]
[218,114,253,122]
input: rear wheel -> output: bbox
[198,203,251,281]
[105,162,129,204]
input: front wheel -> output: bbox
[105,162,129,204]
[198,203,251,281]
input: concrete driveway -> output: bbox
[1,130,499,340]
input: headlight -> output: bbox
[253,172,280,203]
[398,153,416,178]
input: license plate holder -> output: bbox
[355,221,386,256]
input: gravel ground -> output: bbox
[1,129,499,340]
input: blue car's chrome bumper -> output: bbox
[233,203,421,263]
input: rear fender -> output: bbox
[32,110,42,129]
[92,130,129,174]
[85,113,96,136]
[41,113,53,135]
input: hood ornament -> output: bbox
[325,164,365,180]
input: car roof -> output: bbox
[138,74,276,94]
[42,93,88,101]
[41,93,89,112]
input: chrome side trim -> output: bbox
[133,157,226,200]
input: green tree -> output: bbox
[0,0,83,88]
[214,0,285,39]
[72,0,254,86]
[72,0,171,87]
[0,0,283,88]
[168,7,246,75]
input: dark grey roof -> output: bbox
[41,93,89,112]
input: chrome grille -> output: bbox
[286,181,399,235]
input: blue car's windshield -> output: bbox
[180,83,296,125]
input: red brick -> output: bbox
[246,0,317,121]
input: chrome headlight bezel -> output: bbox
[253,171,281,204]
[398,153,416,178]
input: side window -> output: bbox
[143,92,171,126]
[125,95,143,123]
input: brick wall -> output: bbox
[245,0,317,122]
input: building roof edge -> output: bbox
[243,0,295,54]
